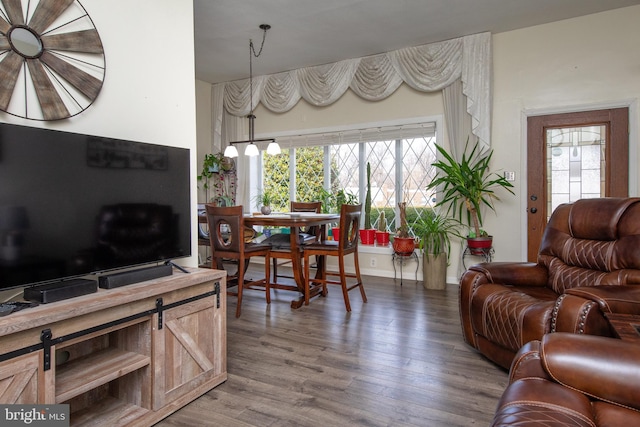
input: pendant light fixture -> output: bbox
[225,24,280,158]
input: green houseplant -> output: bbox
[254,189,272,215]
[375,211,389,245]
[198,152,235,205]
[329,188,357,241]
[359,162,376,244]
[415,211,461,289]
[426,138,514,253]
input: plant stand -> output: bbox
[392,251,419,286]
[462,245,494,269]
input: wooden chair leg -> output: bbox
[265,254,271,304]
[353,252,367,303]
[303,252,311,306]
[235,258,244,318]
[338,256,351,312]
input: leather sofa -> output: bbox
[460,197,640,368]
[491,333,640,426]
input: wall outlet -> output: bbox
[370,257,377,267]
[504,171,516,181]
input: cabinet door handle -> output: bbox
[156,298,164,329]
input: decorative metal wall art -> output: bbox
[0,0,106,120]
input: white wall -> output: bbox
[195,5,640,282]
[0,0,200,268]
[491,5,640,262]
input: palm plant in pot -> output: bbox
[415,211,461,290]
[426,138,514,255]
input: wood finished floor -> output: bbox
[157,267,508,427]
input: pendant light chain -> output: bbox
[249,24,270,116]
[227,24,278,158]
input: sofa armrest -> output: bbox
[508,339,550,383]
[465,262,548,287]
[566,285,640,314]
[541,333,640,411]
[459,262,549,348]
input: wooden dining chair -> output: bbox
[303,203,367,311]
[270,201,322,282]
[205,204,271,317]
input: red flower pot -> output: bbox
[359,229,376,245]
[467,236,493,255]
[331,227,340,241]
[392,237,416,255]
[375,231,390,246]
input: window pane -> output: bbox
[264,150,290,212]
[296,146,325,203]
[262,122,438,235]
[546,125,606,219]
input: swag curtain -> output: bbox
[216,32,491,152]
[210,32,492,204]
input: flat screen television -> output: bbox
[0,122,191,294]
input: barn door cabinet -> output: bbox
[0,268,226,427]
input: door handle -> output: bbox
[530,207,537,214]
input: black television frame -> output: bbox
[0,122,192,296]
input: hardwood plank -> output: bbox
[158,267,507,426]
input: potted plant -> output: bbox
[375,211,390,245]
[255,189,272,215]
[197,153,224,188]
[198,152,236,205]
[415,211,461,290]
[330,189,357,241]
[427,138,514,254]
[359,162,376,244]
[392,202,416,255]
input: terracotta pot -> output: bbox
[375,231,390,246]
[392,236,416,255]
[359,229,376,245]
[467,236,492,255]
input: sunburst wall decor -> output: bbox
[0,0,105,121]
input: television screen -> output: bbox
[0,123,191,292]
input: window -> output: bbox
[262,120,439,236]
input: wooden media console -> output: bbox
[0,267,227,426]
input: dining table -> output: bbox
[244,212,339,308]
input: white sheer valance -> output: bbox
[222,32,491,151]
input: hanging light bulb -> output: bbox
[224,144,239,158]
[245,143,259,156]
[266,141,281,155]
[227,24,278,156]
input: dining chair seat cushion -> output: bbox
[244,242,272,253]
[305,240,339,250]
[264,233,315,249]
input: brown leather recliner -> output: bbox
[491,333,640,426]
[460,197,640,368]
